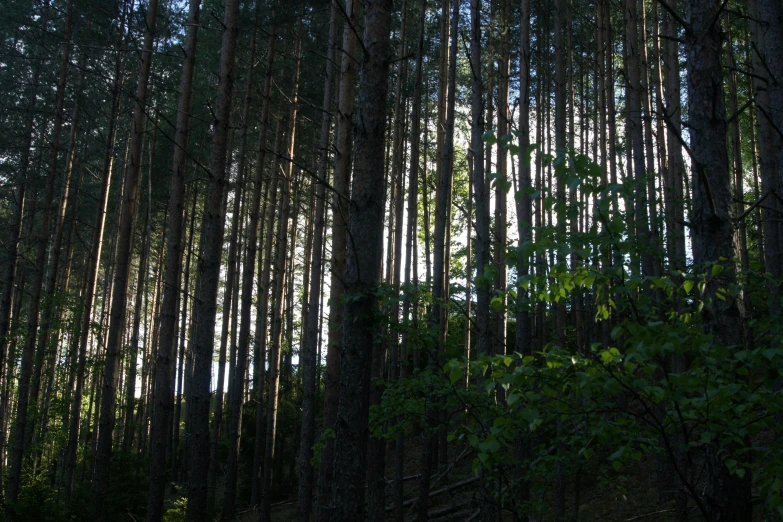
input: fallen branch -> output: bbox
[624,508,674,521]
[424,499,473,518]
[387,475,480,511]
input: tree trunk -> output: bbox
[757,0,783,297]
[685,0,752,519]
[513,0,533,515]
[260,18,303,522]
[315,1,359,516]
[220,2,263,515]
[662,2,686,270]
[323,1,393,520]
[183,0,240,516]
[92,0,159,511]
[394,3,427,521]
[296,3,337,521]
[123,120,155,453]
[6,0,74,515]
[250,123,283,508]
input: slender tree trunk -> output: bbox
[250,124,283,508]
[93,0,159,511]
[756,0,783,299]
[0,6,49,477]
[419,2,458,519]
[220,3,263,515]
[686,0,751,518]
[183,0,240,516]
[6,0,74,514]
[323,2,393,520]
[315,1,359,516]
[625,0,652,279]
[171,184,198,486]
[260,19,303,522]
[28,50,83,449]
[662,3,686,270]
[394,3,427,521]
[296,4,338,521]
[494,0,510,365]
[123,122,155,453]
[725,19,748,274]
[514,0,533,514]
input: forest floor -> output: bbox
[254,444,700,521]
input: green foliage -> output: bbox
[373,143,783,519]
[163,497,188,522]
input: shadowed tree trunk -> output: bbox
[685,0,752,518]
[315,1,359,517]
[92,0,158,513]
[297,3,337,521]
[394,2,426,521]
[6,0,74,515]
[144,0,201,518]
[183,0,240,516]
[220,2,263,517]
[513,0,533,515]
[323,1,393,520]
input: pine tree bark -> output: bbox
[685,0,752,518]
[260,18,303,522]
[144,0,200,513]
[315,1,359,516]
[323,1,393,520]
[183,0,240,516]
[296,3,338,521]
[6,0,74,515]
[92,0,159,511]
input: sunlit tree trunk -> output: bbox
[260,18,303,522]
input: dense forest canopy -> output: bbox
[0,0,782,520]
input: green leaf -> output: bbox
[482,130,497,145]
[523,143,539,166]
